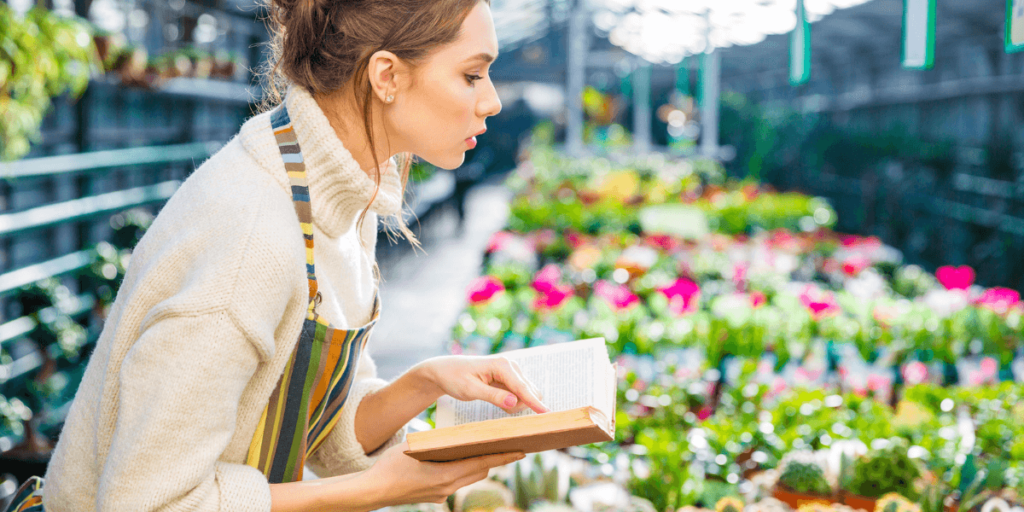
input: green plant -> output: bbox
[845,440,922,499]
[778,461,832,496]
[512,454,564,510]
[454,479,513,512]
[1,5,98,161]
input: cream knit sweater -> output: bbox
[42,84,407,512]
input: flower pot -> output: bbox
[771,487,835,509]
[839,490,878,512]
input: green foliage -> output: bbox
[778,461,832,496]
[845,439,923,499]
[0,5,99,161]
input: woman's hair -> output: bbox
[256,0,489,255]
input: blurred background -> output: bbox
[2,0,1024,510]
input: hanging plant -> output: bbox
[0,5,99,161]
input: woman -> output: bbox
[8,0,547,510]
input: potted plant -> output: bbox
[772,460,835,508]
[840,440,922,511]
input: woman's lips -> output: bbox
[466,136,477,149]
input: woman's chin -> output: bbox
[419,152,465,171]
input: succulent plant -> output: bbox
[512,454,565,510]
[796,504,837,512]
[845,440,922,499]
[779,461,832,496]
[714,497,744,512]
[454,479,514,512]
[874,493,920,512]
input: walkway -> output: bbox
[371,179,511,380]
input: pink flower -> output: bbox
[974,287,1021,314]
[841,235,882,249]
[528,229,557,252]
[902,361,929,384]
[565,230,589,249]
[531,264,562,294]
[842,254,871,276]
[732,262,748,288]
[534,283,574,311]
[659,278,701,315]
[749,290,767,308]
[799,286,840,319]
[697,406,713,421]
[936,265,975,291]
[980,357,999,378]
[486,231,514,254]
[867,373,890,392]
[644,234,679,252]
[467,276,505,305]
[594,280,640,311]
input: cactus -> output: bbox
[845,440,922,500]
[512,454,566,509]
[874,493,919,512]
[715,497,744,512]
[454,479,514,512]
[796,504,836,512]
[779,461,832,496]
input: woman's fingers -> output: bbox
[489,358,549,414]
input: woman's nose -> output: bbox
[478,81,502,118]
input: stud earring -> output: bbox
[385,94,394,103]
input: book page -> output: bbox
[436,338,609,428]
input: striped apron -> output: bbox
[244,102,380,483]
[2,100,378,511]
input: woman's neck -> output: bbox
[312,85,398,177]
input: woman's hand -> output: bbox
[362,441,525,506]
[415,355,549,414]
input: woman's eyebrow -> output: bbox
[465,52,498,64]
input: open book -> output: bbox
[405,338,616,462]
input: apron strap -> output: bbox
[270,105,319,304]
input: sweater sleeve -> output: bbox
[96,309,271,512]
[304,348,405,478]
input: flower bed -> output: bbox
[445,148,1024,512]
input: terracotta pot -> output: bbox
[839,490,878,512]
[771,486,835,509]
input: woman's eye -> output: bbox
[465,74,483,85]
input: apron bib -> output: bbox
[244,103,380,483]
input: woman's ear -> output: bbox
[366,50,407,104]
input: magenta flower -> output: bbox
[531,264,562,294]
[658,278,701,315]
[842,254,871,276]
[467,276,505,305]
[799,286,840,319]
[936,265,975,291]
[975,287,1021,314]
[534,283,574,311]
[594,280,640,311]
[749,290,767,309]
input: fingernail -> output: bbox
[504,394,517,408]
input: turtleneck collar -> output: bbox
[238,84,404,238]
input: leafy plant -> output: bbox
[778,461,832,496]
[0,5,99,161]
[845,439,922,499]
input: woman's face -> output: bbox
[386,2,502,170]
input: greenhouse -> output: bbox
[0,0,1023,511]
